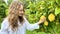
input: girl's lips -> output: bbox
[19,14,24,16]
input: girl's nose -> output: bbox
[21,11,24,13]
[19,11,24,14]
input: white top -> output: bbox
[0,17,39,34]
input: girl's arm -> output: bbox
[24,17,40,31]
[24,17,46,31]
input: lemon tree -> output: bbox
[0,0,60,34]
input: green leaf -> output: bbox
[55,7,60,15]
[37,32,46,34]
[5,9,9,16]
[56,0,60,6]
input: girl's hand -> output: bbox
[37,16,46,25]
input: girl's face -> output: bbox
[18,5,24,16]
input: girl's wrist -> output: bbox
[37,21,42,25]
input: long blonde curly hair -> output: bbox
[7,1,24,31]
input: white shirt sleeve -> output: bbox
[0,19,9,34]
[24,17,39,31]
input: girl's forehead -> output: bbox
[19,5,23,9]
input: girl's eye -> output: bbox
[19,9,24,12]
[19,9,25,12]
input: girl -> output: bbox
[0,1,46,34]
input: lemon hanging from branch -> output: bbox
[37,15,46,25]
[48,13,55,22]
[44,21,48,26]
[39,15,46,23]
[40,15,46,20]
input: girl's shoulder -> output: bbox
[2,17,9,26]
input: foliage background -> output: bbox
[0,0,60,34]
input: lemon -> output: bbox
[44,21,48,26]
[40,15,46,20]
[48,13,55,22]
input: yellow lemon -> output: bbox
[48,13,55,22]
[40,15,46,21]
[44,21,48,26]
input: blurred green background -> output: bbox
[0,0,60,34]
